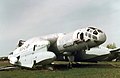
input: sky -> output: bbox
[0,0,120,56]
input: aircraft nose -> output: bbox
[94,32,106,45]
[98,33,106,43]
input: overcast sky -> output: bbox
[0,0,120,56]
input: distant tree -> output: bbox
[106,43,117,49]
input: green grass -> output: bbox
[1,61,120,78]
[0,61,10,67]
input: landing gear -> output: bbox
[45,66,54,71]
[67,56,74,68]
[85,42,90,50]
[68,62,73,68]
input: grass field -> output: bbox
[0,61,120,78]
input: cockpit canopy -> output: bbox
[88,27,103,34]
[85,27,104,40]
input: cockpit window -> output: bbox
[93,30,98,35]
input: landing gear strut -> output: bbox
[67,56,74,68]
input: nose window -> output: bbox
[88,33,91,38]
[97,29,103,33]
[92,35,97,40]
[93,30,98,35]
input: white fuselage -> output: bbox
[8,27,107,68]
